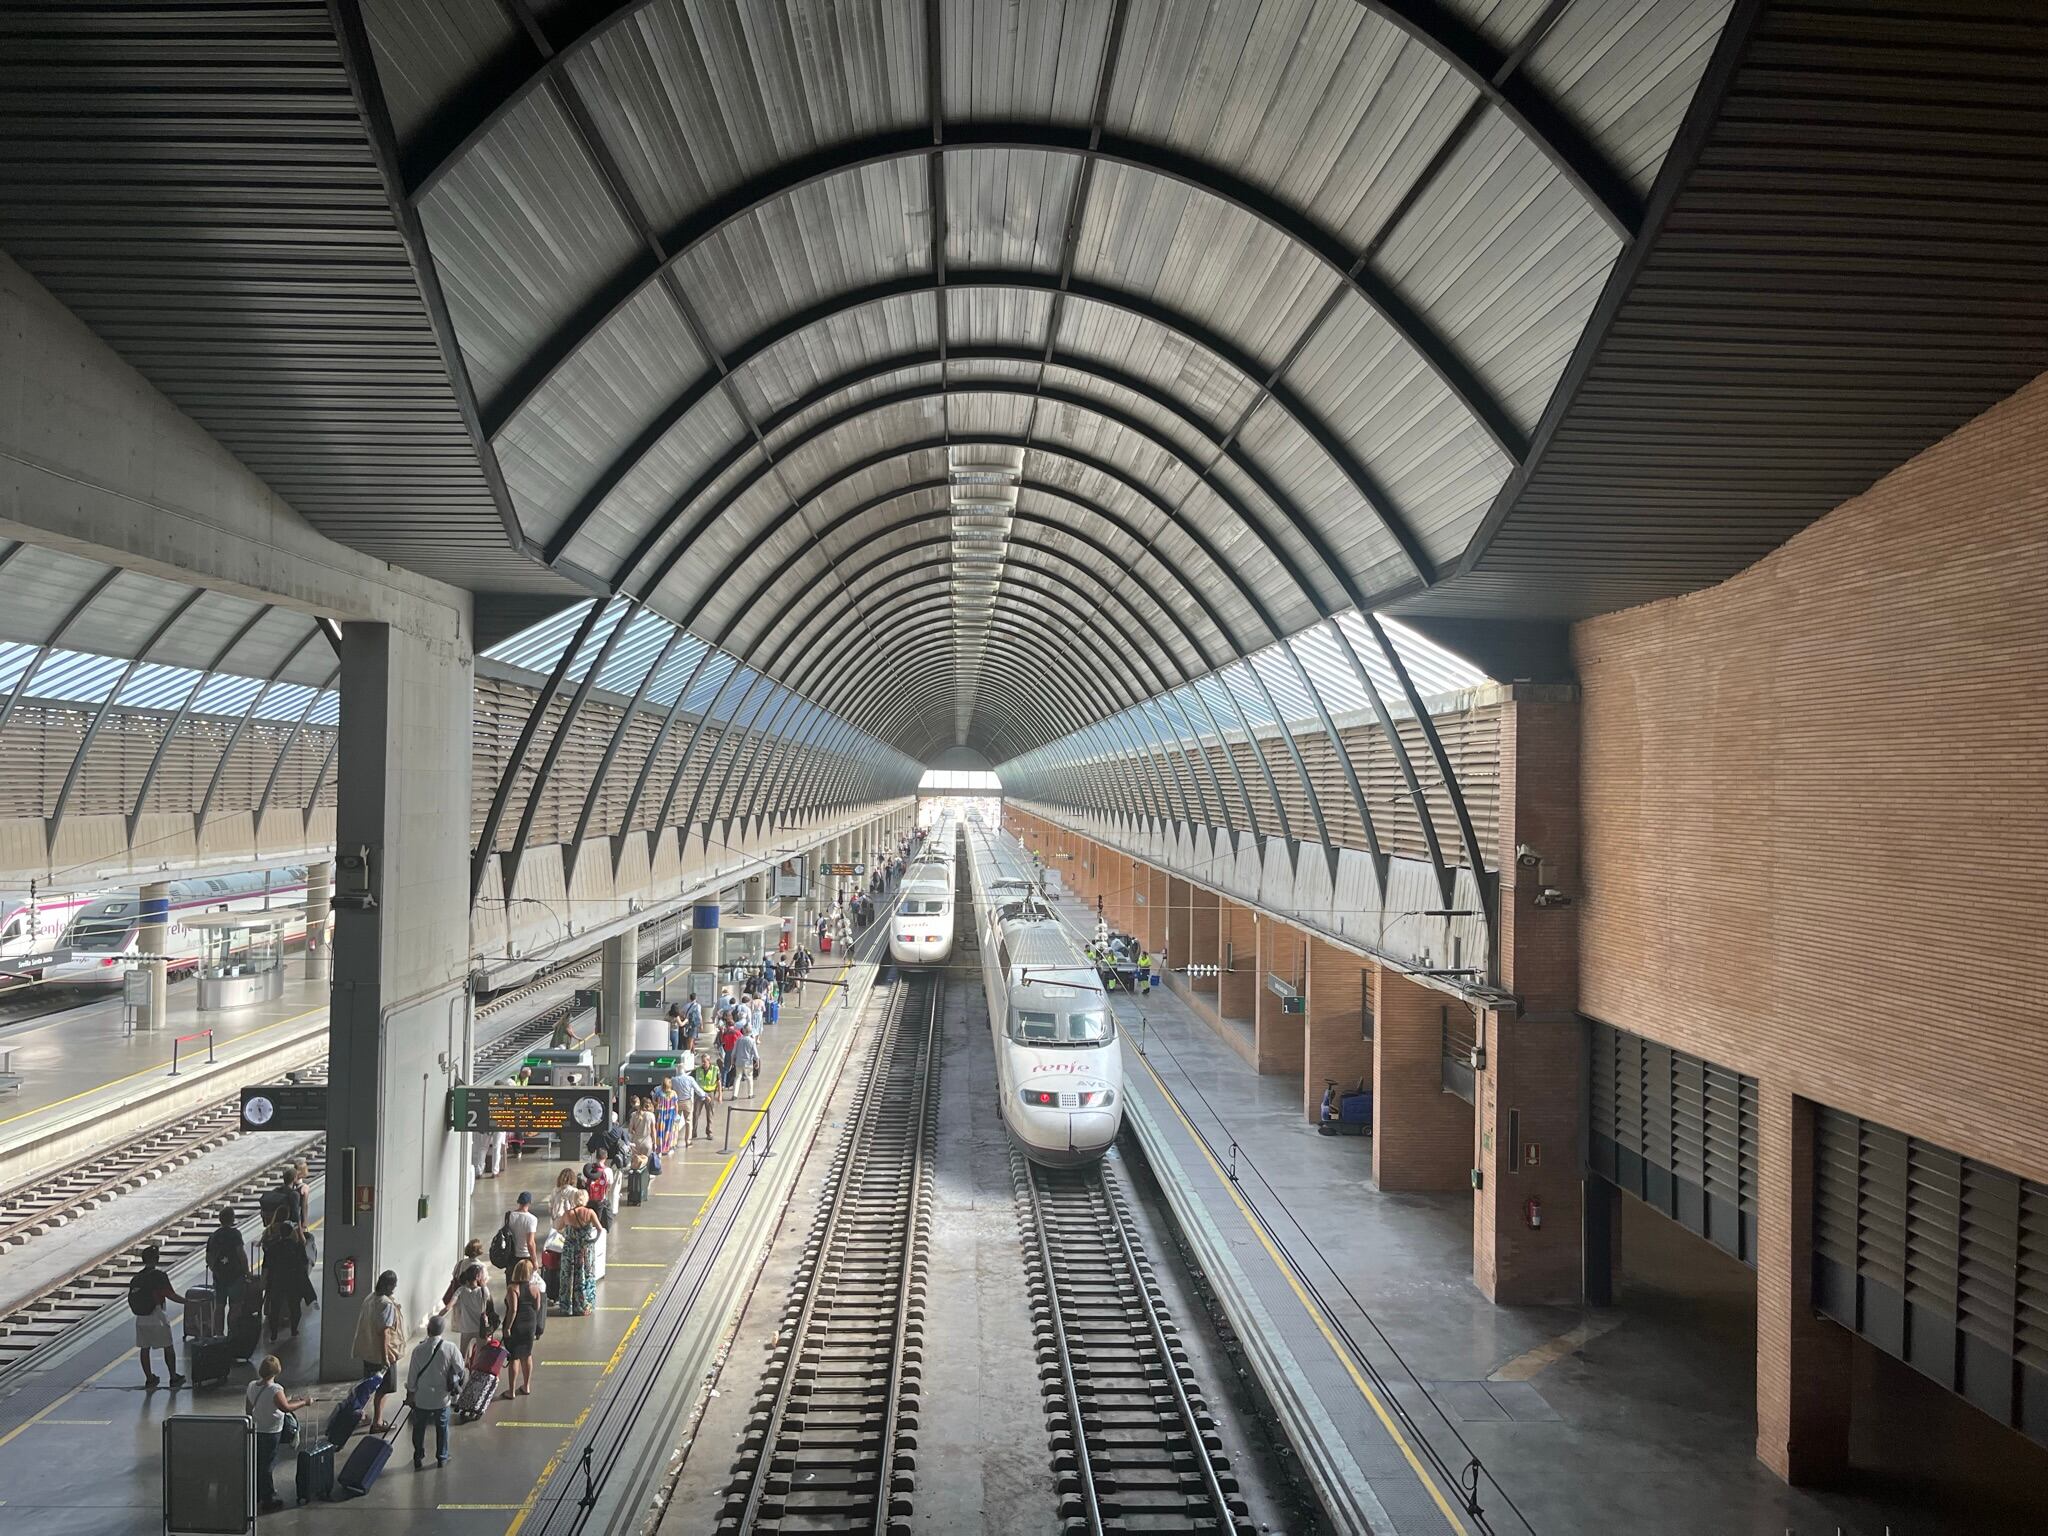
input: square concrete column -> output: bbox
[1218,901,1259,1022]
[1252,919,1306,1078]
[1299,937,1369,1119]
[600,925,638,1071]
[1372,969,1473,1192]
[1473,691,1585,1305]
[1756,1087,1852,1483]
[321,617,474,1382]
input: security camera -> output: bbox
[1533,886,1573,908]
[1515,844,1544,870]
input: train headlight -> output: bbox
[1077,1090,1115,1108]
[1019,1089,1059,1108]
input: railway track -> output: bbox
[0,971,587,1379]
[719,970,942,1534]
[1017,1154,1252,1535]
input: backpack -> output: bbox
[127,1271,159,1316]
[488,1215,516,1271]
[206,1226,247,1276]
[259,1186,288,1223]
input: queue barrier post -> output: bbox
[167,1029,216,1077]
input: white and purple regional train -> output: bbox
[966,824,1121,1166]
[3,867,314,985]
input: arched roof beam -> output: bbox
[641,419,1318,845]
[723,472,1252,829]
[700,451,1269,830]
[482,130,1527,468]
[751,523,1201,826]
[548,282,1433,589]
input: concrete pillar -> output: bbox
[136,881,170,1029]
[1474,692,1584,1305]
[1756,1088,1852,1483]
[1252,919,1307,1078]
[1373,969,1473,1193]
[600,926,638,1071]
[320,617,473,1383]
[690,902,721,999]
[1301,939,1372,1122]
[304,860,332,981]
[743,872,768,915]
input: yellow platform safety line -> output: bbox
[0,1353,126,1450]
[504,947,866,1536]
[0,1004,327,1128]
[441,1504,527,1510]
[1132,1049,1470,1536]
[604,1315,641,1375]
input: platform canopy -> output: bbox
[4,2,2044,768]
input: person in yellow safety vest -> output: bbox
[1138,951,1153,993]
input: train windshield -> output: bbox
[68,903,134,951]
[1010,1008,1116,1047]
[899,897,948,917]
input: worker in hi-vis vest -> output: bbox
[1138,951,1154,993]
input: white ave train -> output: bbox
[966,822,1122,1166]
[26,867,313,985]
[889,810,958,966]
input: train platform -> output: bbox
[1038,883,1906,1536]
[0,933,890,1536]
[0,972,330,1182]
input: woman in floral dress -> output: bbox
[557,1189,601,1317]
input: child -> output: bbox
[455,1322,507,1423]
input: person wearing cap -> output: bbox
[505,1191,541,1276]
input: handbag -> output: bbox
[279,1410,300,1447]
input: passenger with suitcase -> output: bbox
[245,1355,310,1513]
[348,1268,405,1433]
[403,1315,466,1471]
[128,1244,185,1390]
[204,1206,249,1333]
[261,1217,312,1342]
[503,1259,544,1395]
[456,1322,508,1422]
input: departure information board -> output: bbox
[450,1085,613,1137]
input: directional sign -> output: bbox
[451,1084,613,1137]
[241,1083,327,1132]
[825,862,867,877]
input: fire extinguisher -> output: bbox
[336,1257,356,1297]
[1525,1197,1542,1230]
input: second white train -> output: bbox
[966,823,1121,1166]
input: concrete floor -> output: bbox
[1121,949,2046,1536]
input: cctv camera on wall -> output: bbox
[1515,843,1543,869]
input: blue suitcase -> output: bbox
[765,997,779,1024]
[338,1423,398,1496]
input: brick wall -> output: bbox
[1254,919,1308,1076]
[1574,369,2048,1184]
[1303,937,1372,1121]
[1475,695,1586,1304]
[1219,899,1259,1021]
[1373,968,1473,1191]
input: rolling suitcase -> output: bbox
[324,1372,381,1447]
[338,1417,400,1497]
[453,1369,499,1423]
[296,1441,337,1504]
[182,1286,217,1342]
[541,1245,561,1302]
[191,1333,241,1387]
[625,1166,650,1206]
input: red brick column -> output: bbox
[1301,939,1372,1122]
[1373,969,1472,1191]
[1189,886,1221,993]
[1253,920,1307,1078]
[1473,692,1584,1305]
[1756,1087,1851,1483]
[1218,900,1259,1021]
